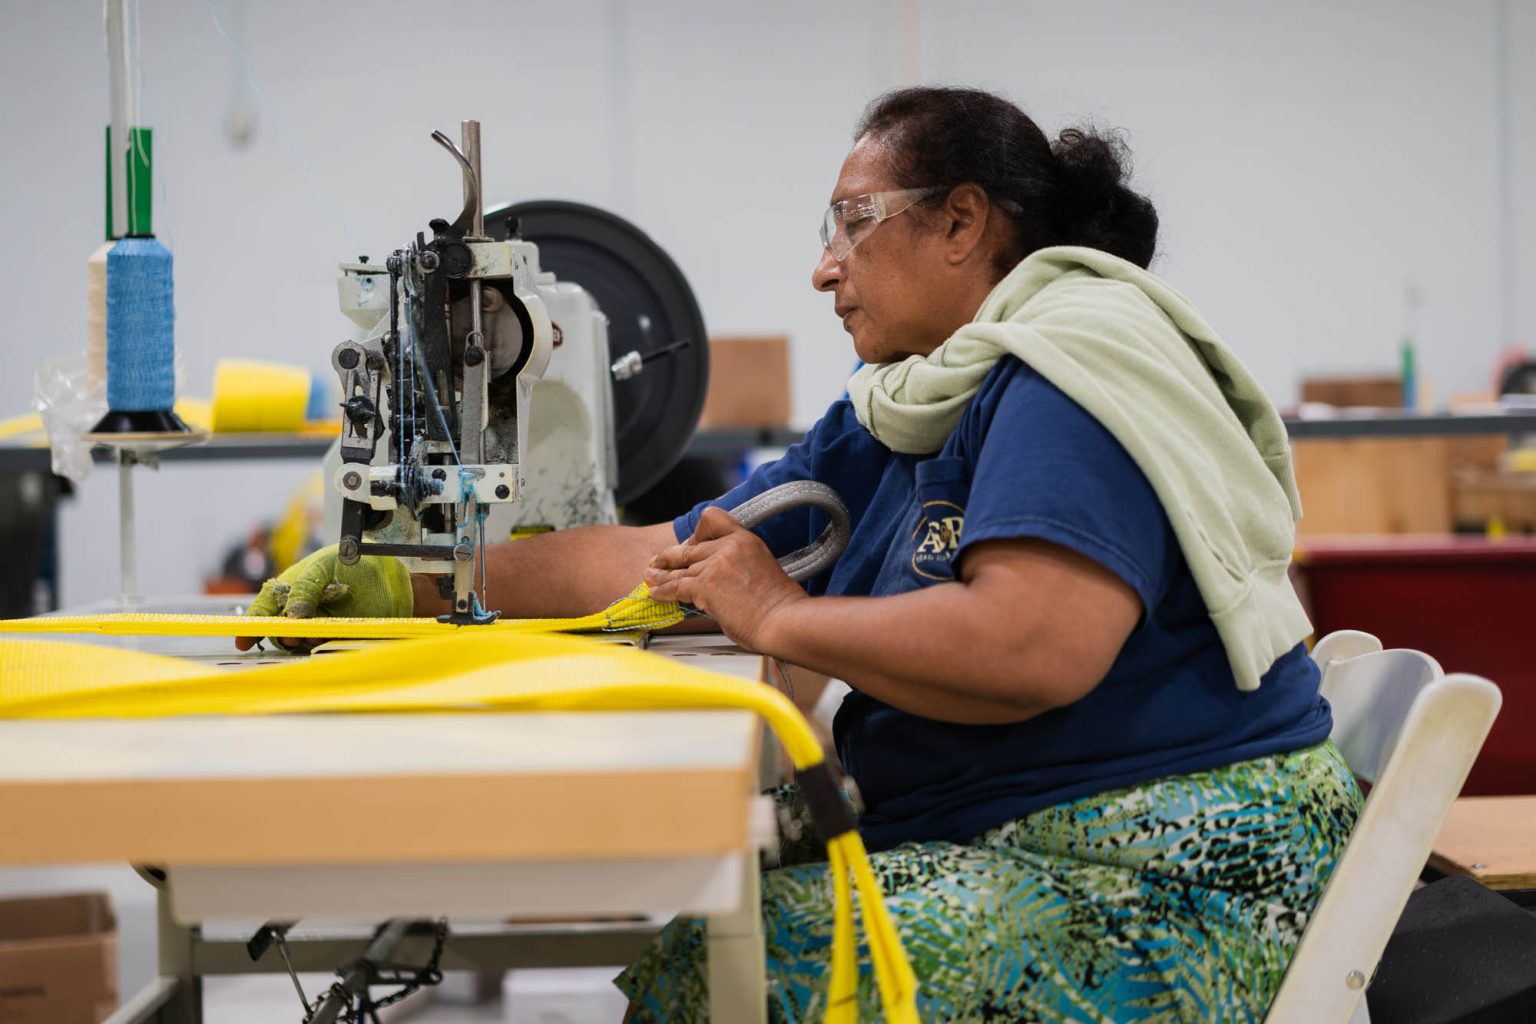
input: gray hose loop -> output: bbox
[726,480,851,583]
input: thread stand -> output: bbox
[83,430,209,607]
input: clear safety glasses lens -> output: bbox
[819,187,944,261]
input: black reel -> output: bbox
[484,200,710,506]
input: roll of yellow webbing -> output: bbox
[209,358,311,433]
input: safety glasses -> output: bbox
[819,186,945,261]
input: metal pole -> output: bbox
[461,120,485,241]
[460,120,487,464]
[1495,0,1515,350]
[707,854,767,1024]
[118,450,140,606]
[156,874,202,1023]
[105,0,131,239]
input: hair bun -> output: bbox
[1051,127,1158,267]
[1053,128,1127,201]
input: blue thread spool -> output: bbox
[106,237,175,411]
[90,235,189,434]
[89,122,191,436]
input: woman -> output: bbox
[253,87,1361,1023]
[622,85,1359,1023]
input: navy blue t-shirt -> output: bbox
[676,357,1332,851]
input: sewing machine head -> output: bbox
[321,120,710,624]
[327,120,602,625]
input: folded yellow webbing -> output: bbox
[0,628,920,1023]
[0,629,719,717]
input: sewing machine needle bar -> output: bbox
[355,542,458,560]
[461,120,488,466]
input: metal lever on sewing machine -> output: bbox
[431,129,479,241]
[610,337,693,382]
[333,342,382,464]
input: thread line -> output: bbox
[204,0,360,252]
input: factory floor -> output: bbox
[216,970,630,1021]
[0,865,630,1024]
[206,974,509,1022]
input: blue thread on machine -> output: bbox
[105,237,176,412]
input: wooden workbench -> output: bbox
[0,623,774,1023]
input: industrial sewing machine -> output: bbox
[322,119,708,622]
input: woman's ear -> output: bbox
[943,184,991,263]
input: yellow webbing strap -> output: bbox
[0,584,688,640]
[0,629,918,1022]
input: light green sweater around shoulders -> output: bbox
[845,245,1310,693]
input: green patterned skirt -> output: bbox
[616,741,1363,1023]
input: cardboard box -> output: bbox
[1300,374,1404,408]
[698,336,791,429]
[0,893,117,1024]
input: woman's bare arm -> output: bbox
[643,508,1142,724]
[412,521,679,618]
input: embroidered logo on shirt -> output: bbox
[911,500,965,580]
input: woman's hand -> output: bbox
[643,506,805,651]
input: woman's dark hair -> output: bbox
[854,86,1158,271]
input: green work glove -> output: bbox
[242,545,414,649]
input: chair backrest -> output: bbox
[1265,630,1502,1023]
[1316,631,1442,786]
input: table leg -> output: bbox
[153,871,202,1023]
[102,872,202,1024]
[707,853,766,1024]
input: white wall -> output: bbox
[1508,0,1536,352]
[925,1,1519,404]
[1,0,1532,604]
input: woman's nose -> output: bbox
[812,247,841,292]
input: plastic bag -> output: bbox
[35,353,106,485]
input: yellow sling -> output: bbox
[0,582,687,640]
[0,619,917,1024]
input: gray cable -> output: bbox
[727,480,851,583]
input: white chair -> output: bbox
[1265,630,1502,1023]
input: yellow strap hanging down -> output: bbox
[0,624,918,1023]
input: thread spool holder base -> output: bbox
[84,429,210,606]
[84,405,205,445]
